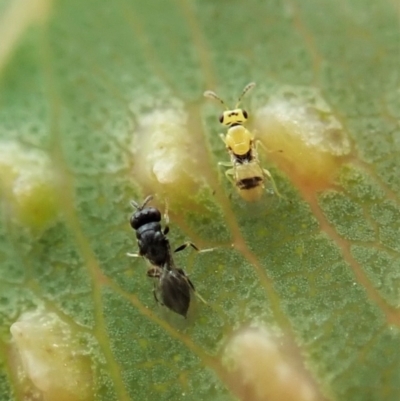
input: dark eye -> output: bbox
[219,114,224,123]
[243,110,248,119]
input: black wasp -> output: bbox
[128,195,208,318]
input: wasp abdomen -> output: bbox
[159,269,192,318]
[237,176,263,190]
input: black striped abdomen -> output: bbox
[237,176,263,190]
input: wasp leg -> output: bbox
[255,139,285,198]
[218,161,233,167]
[194,291,208,304]
[127,252,140,257]
[147,268,163,305]
[218,162,236,185]
[188,277,207,304]
[217,161,234,187]
[174,242,214,254]
[256,139,283,154]
[147,266,161,278]
[219,133,228,146]
[223,168,237,187]
[262,168,285,199]
[178,268,208,305]
[163,197,170,224]
[152,286,164,305]
[217,159,236,183]
[174,241,198,252]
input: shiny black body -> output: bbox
[130,206,172,267]
[129,197,195,318]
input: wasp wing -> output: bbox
[157,266,194,318]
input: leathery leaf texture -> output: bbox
[0,0,399,400]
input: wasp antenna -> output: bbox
[236,82,256,108]
[130,200,140,209]
[141,195,153,209]
[203,90,229,110]
[131,195,153,211]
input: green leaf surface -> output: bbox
[0,0,399,400]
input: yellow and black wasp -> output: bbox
[204,83,282,202]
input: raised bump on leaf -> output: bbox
[254,86,350,192]
[9,309,93,401]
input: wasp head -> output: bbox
[130,207,161,230]
[219,109,248,126]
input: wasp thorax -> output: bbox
[225,125,254,156]
[221,109,248,126]
[130,207,161,230]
